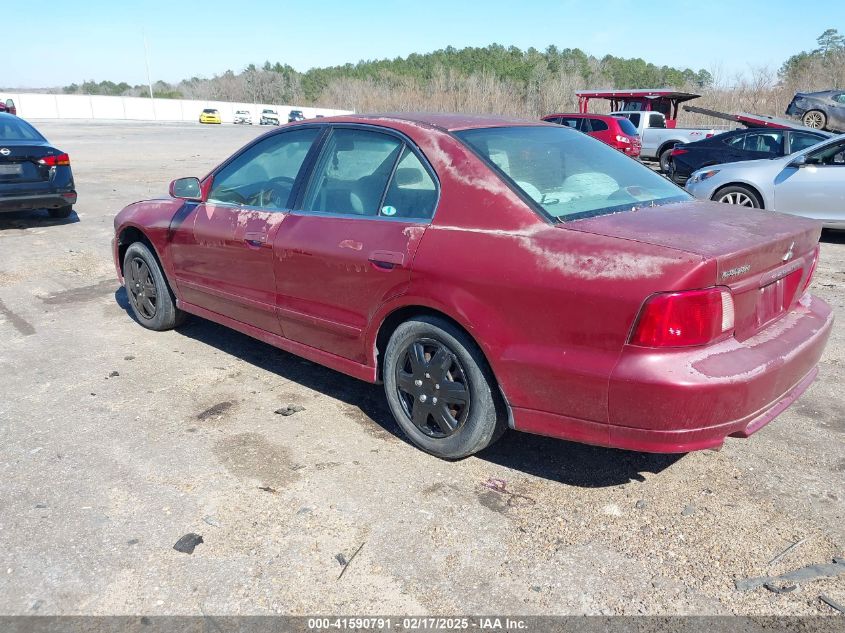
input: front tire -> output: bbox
[123,242,185,331]
[383,316,507,459]
[713,185,762,208]
[802,110,827,129]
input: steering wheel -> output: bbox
[253,176,295,208]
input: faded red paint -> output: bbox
[113,113,834,453]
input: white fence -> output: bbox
[1,92,352,123]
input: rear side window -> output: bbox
[302,128,402,216]
[615,117,638,136]
[382,147,438,219]
[0,116,45,141]
[589,119,609,132]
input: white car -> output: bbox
[685,133,845,229]
[260,109,280,126]
[233,110,252,125]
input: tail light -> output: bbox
[615,135,631,144]
[38,153,70,167]
[802,246,820,293]
[630,287,735,347]
[670,148,688,157]
[705,133,715,138]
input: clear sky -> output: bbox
[4,0,844,88]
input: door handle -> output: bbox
[369,250,404,270]
[244,231,267,248]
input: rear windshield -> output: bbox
[203,109,218,114]
[615,117,639,137]
[455,126,688,221]
[0,116,45,142]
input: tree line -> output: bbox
[55,30,843,122]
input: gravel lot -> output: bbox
[0,121,843,616]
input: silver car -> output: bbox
[685,133,845,229]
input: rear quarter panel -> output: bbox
[378,125,714,423]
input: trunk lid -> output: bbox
[0,142,56,186]
[567,201,822,340]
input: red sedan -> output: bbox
[113,114,833,459]
[542,112,641,157]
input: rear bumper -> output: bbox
[0,190,77,213]
[513,294,833,453]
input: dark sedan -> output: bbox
[786,90,845,132]
[668,127,828,184]
[0,114,76,218]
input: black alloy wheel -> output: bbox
[395,337,471,438]
[126,255,158,320]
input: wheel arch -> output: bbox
[115,224,178,294]
[371,302,514,427]
[657,140,683,157]
[711,182,766,209]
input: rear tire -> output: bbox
[383,316,507,459]
[659,146,676,174]
[713,185,762,209]
[123,242,186,331]
[48,205,72,219]
[802,110,827,129]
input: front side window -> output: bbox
[834,94,845,104]
[456,126,688,221]
[806,139,845,165]
[302,128,402,216]
[626,113,641,128]
[790,131,825,153]
[558,118,580,130]
[742,131,784,155]
[208,127,319,209]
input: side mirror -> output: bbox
[169,177,202,200]
[789,155,808,168]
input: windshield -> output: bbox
[0,116,45,142]
[455,126,688,221]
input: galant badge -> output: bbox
[783,241,795,262]
[0,148,10,156]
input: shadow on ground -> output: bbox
[821,228,845,244]
[0,209,80,230]
[120,305,686,488]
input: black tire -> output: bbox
[383,316,507,459]
[802,110,827,130]
[713,185,763,209]
[658,146,676,174]
[48,205,72,219]
[123,242,186,331]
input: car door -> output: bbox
[169,126,322,335]
[273,126,438,362]
[586,117,611,145]
[774,137,845,223]
[828,93,845,131]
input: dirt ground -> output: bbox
[0,121,843,616]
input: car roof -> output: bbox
[299,112,550,132]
